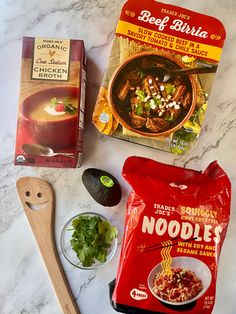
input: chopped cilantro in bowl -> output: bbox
[60,212,118,269]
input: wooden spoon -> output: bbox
[16,177,80,314]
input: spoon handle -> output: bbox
[16,177,80,314]
[55,153,74,157]
[172,64,218,75]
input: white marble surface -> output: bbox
[0,0,236,313]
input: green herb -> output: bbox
[191,104,207,126]
[184,120,201,134]
[64,103,77,114]
[171,104,207,155]
[135,89,146,102]
[175,129,197,142]
[165,84,176,95]
[144,101,151,111]
[170,129,197,155]
[153,95,162,105]
[135,103,144,116]
[50,97,58,106]
[49,96,77,115]
[165,111,174,122]
[137,68,146,79]
[70,215,118,267]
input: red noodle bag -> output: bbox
[112,157,231,314]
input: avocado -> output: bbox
[82,168,122,207]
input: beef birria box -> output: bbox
[93,0,226,155]
[15,37,86,168]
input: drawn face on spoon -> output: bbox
[16,177,53,211]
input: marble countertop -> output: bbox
[1,0,236,313]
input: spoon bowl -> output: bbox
[22,143,74,157]
[147,64,218,82]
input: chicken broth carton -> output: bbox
[92,0,226,154]
[15,37,86,168]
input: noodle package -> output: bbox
[112,157,231,314]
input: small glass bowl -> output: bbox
[60,212,118,270]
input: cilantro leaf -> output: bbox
[165,111,174,122]
[135,90,146,101]
[64,97,77,114]
[165,84,176,95]
[135,103,144,116]
[50,97,57,107]
[137,68,146,79]
[144,101,151,111]
[69,215,117,267]
[153,95,162,105]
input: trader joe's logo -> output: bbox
[31,38,70,81]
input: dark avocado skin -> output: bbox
[82,168,122,207]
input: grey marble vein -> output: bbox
[77,272,97,298]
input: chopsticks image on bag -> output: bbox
[142,237,197,253]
